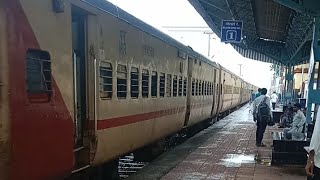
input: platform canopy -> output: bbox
[188,0,320,65]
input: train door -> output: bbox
[231,80,235,108]
[72,6,86,151]
[240,81,243,104]
[211,69,217,116]
[217,66,224,114]
[184,56,193,127]
[72,5,92,172]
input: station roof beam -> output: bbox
[188,0,318,66]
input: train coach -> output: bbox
[0,0,257,179]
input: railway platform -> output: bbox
[127,104,306,180]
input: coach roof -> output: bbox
[82,0,219,68]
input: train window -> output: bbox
[100,62,113,99]
[195,80,199,96]
[202,81,204,96]
[117,64,127,98]
[166,74,172,97]
[178,76,182,96]
[159,73,165,97]
[151,71,158,97]
[205,82,208,95]
[142,69,149,98]
[173,75,177,97]
[131,67,139,98]
[26,49,52,96]
[212,83,214,95]
[216,84,218,95]
[199,61,202,66]
[194,59,197,64]
[192,79,195,96]
[199,80,202,96]
[183,77,187,96]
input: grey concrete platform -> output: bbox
[127,105,306,180]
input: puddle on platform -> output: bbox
[218,154,255,167]
[217,153,271,167]
[254,154,271,166]
[259,158,271,166]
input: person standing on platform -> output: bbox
[305,106,320,180]
[255,88,261,98]
[252,88,272,147]
[271,91,278,110]
[250,90,256,104]
[278,93,282,103]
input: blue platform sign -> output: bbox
[221,20,243,43]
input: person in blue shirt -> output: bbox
[250,90,256,104]
[255,88,261,98]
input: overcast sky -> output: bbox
[107,0,273,89]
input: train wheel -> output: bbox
[133,140,165,162]
[92,160,119,180]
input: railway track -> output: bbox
[117,121,209,179]
[118,154,147,179]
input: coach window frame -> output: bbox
[26,49,52,102]
[183,77,187,96]
[173,75,178,97]
[151,71,158,98]
[205,81,207,96]
[142,69,149,98]
[130,66,139,99]
[192,78,195,96]
[159,72,165,97]
[200,80,203,96]
[178,76,183,96]
[99,61,113,99]
[166,74,172,97]
[117,64,127,99]
[195,79,199,96]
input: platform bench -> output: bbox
[271,131,310,165]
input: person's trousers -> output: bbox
[308,165,320,180]
[256,120,268,145]
[272,102,276,110]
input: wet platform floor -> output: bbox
[127,104,306,180]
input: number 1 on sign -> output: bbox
[229,32,234,39]
[226,30,237,41]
